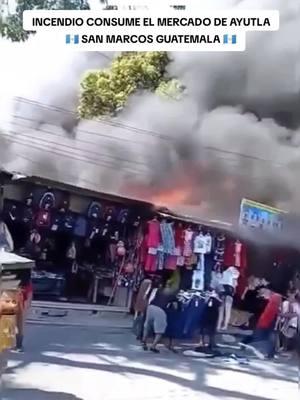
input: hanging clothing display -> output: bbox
[183,229,193,257]
[160,221,175,255]
[174,225,185,254]
[193,233,207,254]
[140,216,250,296]
[223,240,247,269]
[192,269,204,291]
[204,233,212,253]
[214,234,226,263]
[146,219,161,249]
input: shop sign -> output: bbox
[239,198,286,232]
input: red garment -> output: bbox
[21,283,33,307]
[145,254,157,272]
[223,240,247,269]
[140,235,148,265]
[257,293,282,329]
[174,226,185,250]
[146,220,161,248]
[165,255,177,270]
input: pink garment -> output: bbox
[145,254,157,272]
[234,241,242,267]
[165,255,177,270]
[183,229,193,257]
[146,220,161,248]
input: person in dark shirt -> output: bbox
[142,285,178,353]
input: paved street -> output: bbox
[2,323,299,400]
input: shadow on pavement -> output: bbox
[3,388,82,400]
[3,324,298,400]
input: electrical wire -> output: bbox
[2,118,286,184]
[7,121,150,169]
[14,96,175,141]
[10,114,158,147]
[13,96,288,167]
[1,132,146,176]
[1,148,140,201]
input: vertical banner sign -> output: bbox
[239,198,286,232]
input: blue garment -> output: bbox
[160,221,175,255]
[74,216,87,237]
[157,250,165,270]
[242,327,276,358]
[166,298,206,339]
[183,298,207,337]
[204,255,215,290]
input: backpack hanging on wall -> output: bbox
[117,208,130,225]
[63,212,76,232]
[87,201,103,219]
[36,209,51,228]
[88,219,102,240]
[51,211,64,232]
[104,205,117,223]
[58,199,70,213]
[22,206,34,226]
[24,193,34,207]
[39,191,56,210]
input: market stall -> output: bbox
[2,183,150,308]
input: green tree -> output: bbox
[0,0,89,42]
[79,51,183,119]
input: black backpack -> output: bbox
[87,201,103,220]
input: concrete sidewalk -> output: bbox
[3,324,298,400]
[28,306,133,328]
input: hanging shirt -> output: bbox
[160,221,175,255]
[147,220,161,248]
[220,267,240,288]
[183,230,193,257]
[193,234,207,254]
[223,240,247,269]
[205,233,212,253]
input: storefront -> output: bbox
[1,176,153,309]
[132,202,300,340]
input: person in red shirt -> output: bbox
[15,274,33,353]
[240,288,282,359]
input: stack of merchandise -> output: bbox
[0,265,20,385]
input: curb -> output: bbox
[27,319,132,329]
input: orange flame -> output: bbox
[150,187,191,206]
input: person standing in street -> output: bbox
[240,287,282,359]
[142,282,178,353]
[15,271,33,352]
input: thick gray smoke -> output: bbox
[0,0,300,239]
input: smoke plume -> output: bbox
[0,0,300,238]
